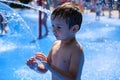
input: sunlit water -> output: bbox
[0,2,120,80]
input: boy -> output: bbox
[26,2,84,80]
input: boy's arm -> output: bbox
[45,63,75,80]
[69,47,84,80]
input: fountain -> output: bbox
[0,2,51,80]
[0,1,120,80]
[0,0,51,15]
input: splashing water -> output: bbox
[0,2,52,80]
[0,0,51,15]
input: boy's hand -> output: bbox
[35,52,50,69]
[26,57,38,70]
[35,52,47,64]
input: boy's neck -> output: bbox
[61,37,76,45]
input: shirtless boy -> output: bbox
[26,2,84,80]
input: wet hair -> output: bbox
[51,2,82,30]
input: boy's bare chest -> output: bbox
[51,46,72,71]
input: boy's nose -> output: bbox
[52,27,57,33]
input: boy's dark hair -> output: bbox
[51,2,82,30]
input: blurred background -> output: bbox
[1,0,120,19]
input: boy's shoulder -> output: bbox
[51,40,61,47]
[71,42,83,55]
[53,40,61,45]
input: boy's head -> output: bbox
[51,2,82,30]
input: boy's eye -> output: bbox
[52,25,61,30]
[57,26,61,29]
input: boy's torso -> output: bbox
[51,40,80,71]
[50,40,82,80]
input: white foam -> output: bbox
[0,40,16,53]
[14,66,51,80]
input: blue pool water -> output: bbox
[0,2,120,80]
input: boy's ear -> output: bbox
[71,25,79,33]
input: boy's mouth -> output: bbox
[54,34,59,39]
[54,33,57,37]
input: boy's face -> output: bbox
[51,17,73,40]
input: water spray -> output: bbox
[0,0,51,15]
[0,0,52,39]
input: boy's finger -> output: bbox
[35,54,47,60]
[35,52,43,55]
[35,53,46,57]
